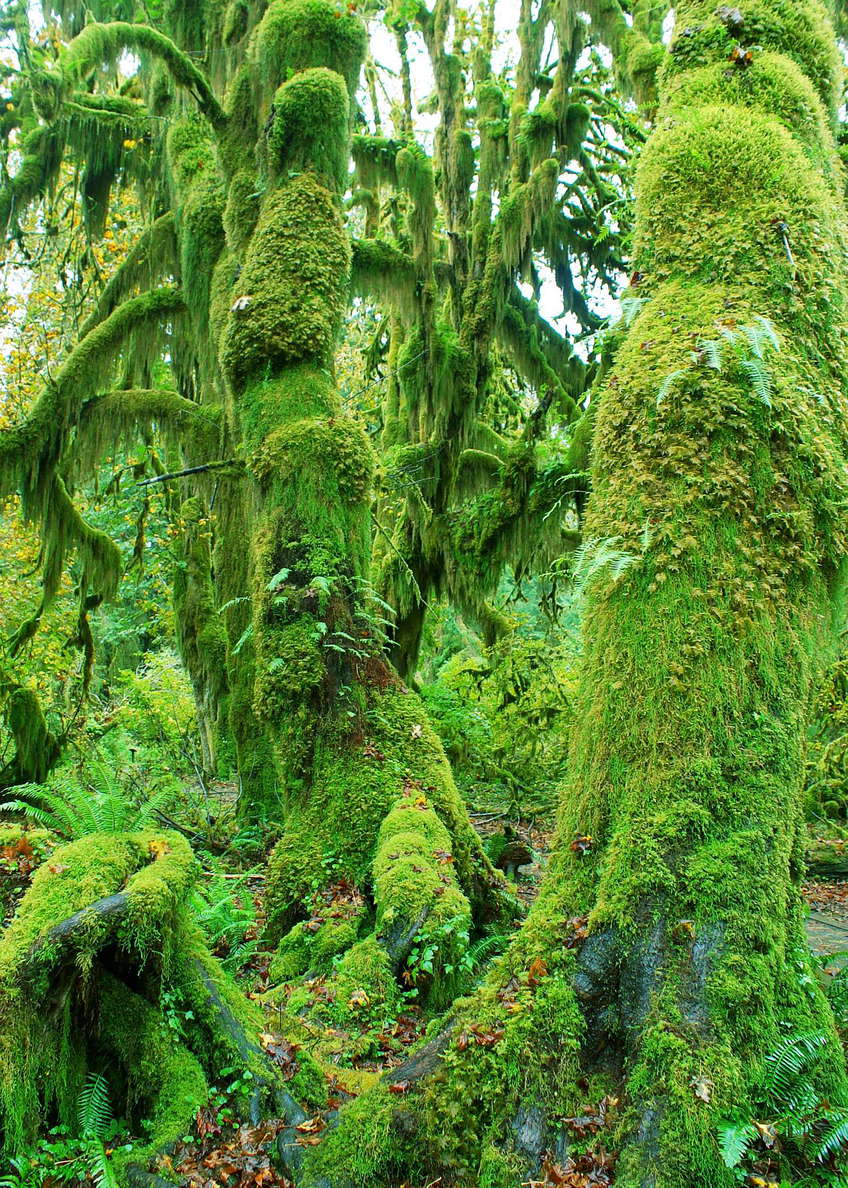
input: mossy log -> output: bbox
[805,841,848,880]
[0,831,293,1184]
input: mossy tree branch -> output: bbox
[64,21,226,128]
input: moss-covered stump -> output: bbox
[0,831,293,1184]
[298,2,848,1185]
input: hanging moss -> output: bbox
[63,20,225,126]
[78,213,178,338]
[0,686,61,789]
[167,115,226,359]
[173,497,230,776]
[351,133,401,190]
[0,123,64,236]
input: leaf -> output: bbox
[295,1116,324,1134]
[690,1074,714,1103]
[267,567,290,592]
[527,957,548,987]
[232,623,254,655]
[77,1072,112,1141]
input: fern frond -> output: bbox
[656,368,687,406]
[468,931,510,971]
[0,797,58,830]
[745,315,780,356]
[762,1032,828,1106]
[89,1143,119,1188]
[717,1118,758,1168]
[740,358,772,405]
[619,295,646,327]
[698,337,723,371]
[809,1109,848,1163]
[77,1072,112,1141]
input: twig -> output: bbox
[135,459,242,487]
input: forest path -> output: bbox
[803,880,848,973]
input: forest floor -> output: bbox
[803,878,848,973]
[4,811,848,1186]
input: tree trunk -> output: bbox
[308,2,848,1183]
[207,0,510,974]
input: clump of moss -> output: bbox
[264,683,499,937]
[268,68,349,188]
[223,169,261,256]
[253,0,366,114]
[373,793,472,1007]
[0,832,277,1169]
[220,176,350,391]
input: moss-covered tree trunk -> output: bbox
[311,2,848,1184]
[204,0,508,993]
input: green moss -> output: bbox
[99,970,208,1174]
[634,106,847,345]
[373,794,472,1006]
[0,832,244,1165]
[663,52,843,186]
[173,496,229,775]
[270,891,367,984]
[666,0,842,115]
[264,684,497,936]
[220,176,350,390]
[316,0,848,1182]
[287,1045,327,1108]
[253,614,325,722]
[223,169,261,255]
[269,67,349,189]
[253,0,366,115]
[166,116,226,351]
[2,686,61,786]
[330,937,400,1023]
[302,1084,416,1187]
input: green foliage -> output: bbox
[0,758,174,840]
[420,594,576,816]
[657,317,781,408]
[192,867,260,975]
[0,1074,122,1188]
[717,1032,848,1180]
[77,1073,113,1142]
